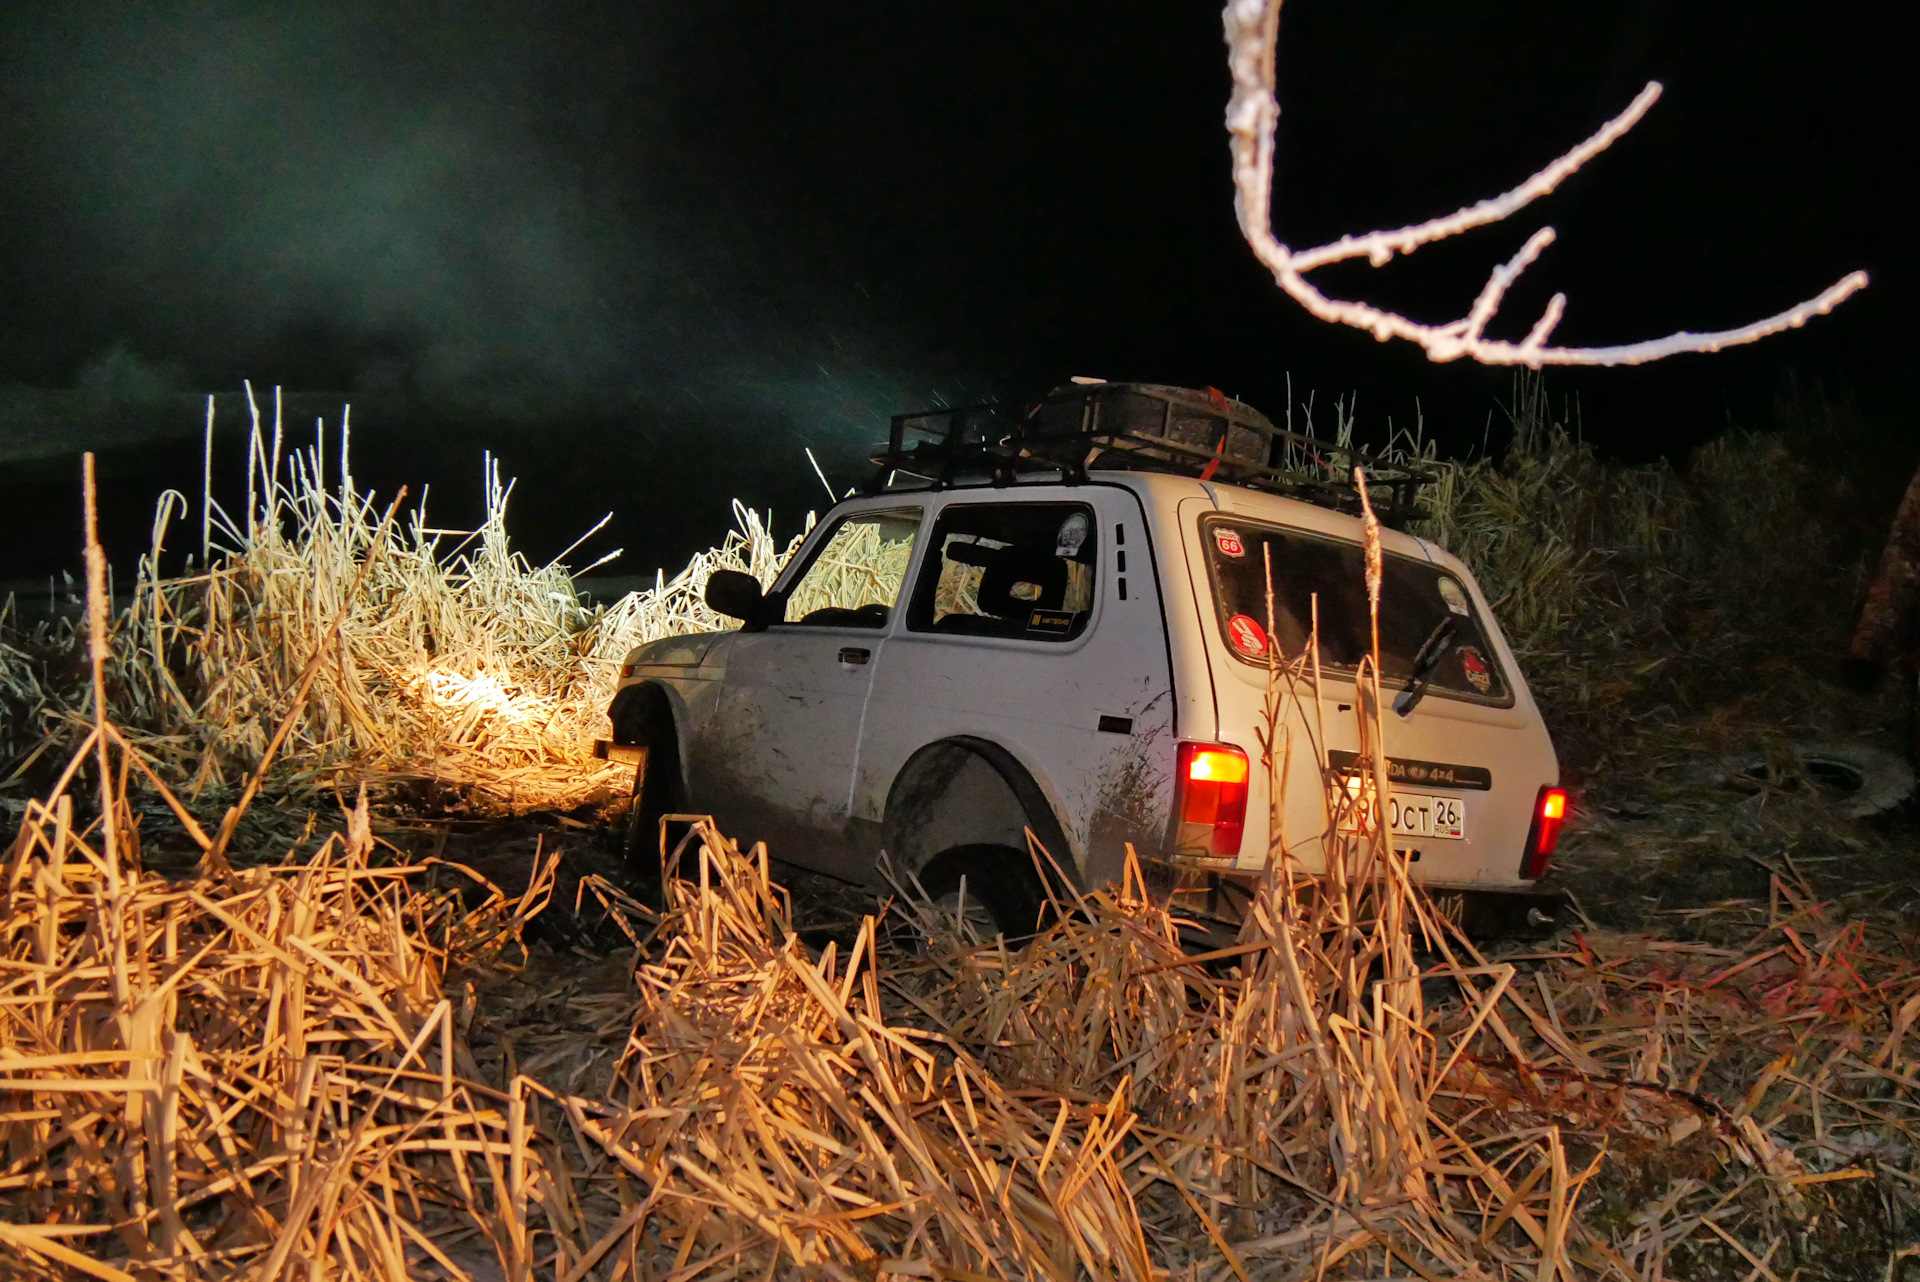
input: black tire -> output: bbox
[916,844,1052,943]
[1696,740,1915,819]
[618,719,688,906]
[1796,742,1915,818]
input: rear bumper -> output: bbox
[1143,860,1567,943]
[1420,881,1568,939]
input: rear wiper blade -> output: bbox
[1393,615,1460,718]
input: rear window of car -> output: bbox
[1200,516,1511,705]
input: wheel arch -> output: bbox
[880,736,1077,885]
[607,680,690,801]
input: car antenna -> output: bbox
[804,447,838,505]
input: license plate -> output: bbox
[1385,791,1466,841]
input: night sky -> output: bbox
[0,1,1904,583]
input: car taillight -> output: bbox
[1520,786,1567,879]
[1175,742,1249,857]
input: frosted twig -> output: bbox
[1221,0,1867,366]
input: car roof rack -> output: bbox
[864,381,1435,525]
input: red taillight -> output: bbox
[1176,743,1249,857]
[1520,786,1567,879]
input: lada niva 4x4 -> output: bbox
[602,382,1566,939]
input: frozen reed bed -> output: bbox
[2,389,811,813]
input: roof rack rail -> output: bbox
[865,381,1435,525]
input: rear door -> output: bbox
[856,489,1176,887]
[695,506,923,873]
[1192,512,1557,885]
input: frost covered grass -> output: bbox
[0,391,821,814]
[0,374,1906,866]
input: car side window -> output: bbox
[776,509,922,628]
[906,502,1096,641]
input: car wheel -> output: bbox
[915,844,1052,943]
[619,727,687,904]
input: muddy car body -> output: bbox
[606,384,1564,936]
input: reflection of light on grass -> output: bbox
[416,668,545,724]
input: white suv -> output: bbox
[604,383,1565,938]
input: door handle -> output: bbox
[837,647,871,665]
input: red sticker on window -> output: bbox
[1213,527,1247,558]
[1460,646,1492,693]
[1227,614,1268,656]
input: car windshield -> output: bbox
[1201,517,1510,703]
[778,510,922,627]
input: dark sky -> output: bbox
[0,1,1904,581]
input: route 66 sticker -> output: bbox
[1213,527,1247,558]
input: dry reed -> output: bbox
[12,776,1914,1278]
[7,390,1919,1278]
[1,779,563,1280]
[2,388,818,814]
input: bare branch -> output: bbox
[1460,226,1556,345]
[1289,85,1662,275]
[1222,0,1868,366]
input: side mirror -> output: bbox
[705,569,766,626]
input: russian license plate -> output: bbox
[1385,791,1466,841]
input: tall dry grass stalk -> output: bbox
[5,467,1915,1276]
[7,386,1918,1277]
[3,389,824,814]
[10,757,1910,1277]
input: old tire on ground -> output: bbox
[1701,741,1915,819]
[1795,742,1915,818]
[916,844,1051,943]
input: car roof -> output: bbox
[832,470,1435,562]
[1091,470,1435,562]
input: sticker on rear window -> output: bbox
[1054,512,1090,558]
[1027,609,1077,635]
[1438,578,1470,616]
[1226,613,1268,656]
[1460,645,1492,693]
[1213,527,1247,558]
